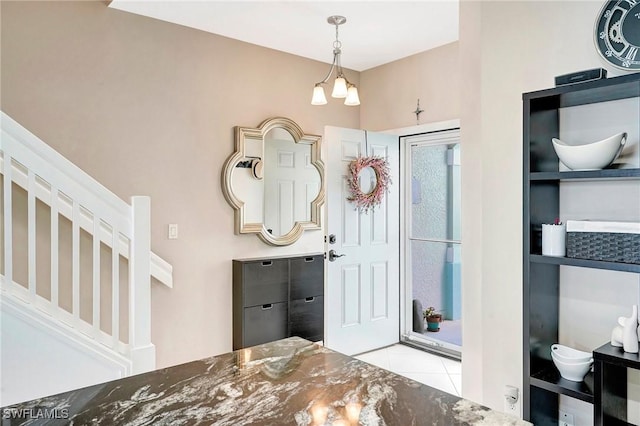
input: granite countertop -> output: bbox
[2,337,530,425]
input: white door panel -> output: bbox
[325,127,399,355]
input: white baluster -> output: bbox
[50,187,59,309]
[92,214,101,338]
[27,170,36,299]
[72,201,80,323]
[111,227,120,350]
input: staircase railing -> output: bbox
[0,111,172,373]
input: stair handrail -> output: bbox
[1,111,171,373]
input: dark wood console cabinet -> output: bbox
[232,253,324,350]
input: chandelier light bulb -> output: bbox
[332,77,348,98]
[344,85,360,106]
[311,85,328,105]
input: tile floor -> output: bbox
[354,344,462,397]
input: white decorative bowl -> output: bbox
[550,344,592,363]
[551,132,627,171]
[552,356,593,382]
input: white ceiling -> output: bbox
[108,1,459,72]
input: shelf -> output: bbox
[530,361,594,403]
[594,342,640,369]
[530,169,640,181]
[529,254,640,273]
[523,73,640,109]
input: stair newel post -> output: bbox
[129,196,155,373]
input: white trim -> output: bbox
[2,152,13,285]
[382,119,461,136]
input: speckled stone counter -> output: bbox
[2,337,530,425]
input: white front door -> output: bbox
[324,126,400,355]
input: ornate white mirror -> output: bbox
[222,117,324,246]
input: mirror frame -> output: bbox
[222,117,325,246]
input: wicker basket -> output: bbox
[566,230,640,264]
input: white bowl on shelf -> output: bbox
[550,344,592,363]
[551,132,627,171]
[552,356,593,382]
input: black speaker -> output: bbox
[555,68,607,86]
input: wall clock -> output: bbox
[595,0,640,70]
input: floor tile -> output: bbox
[449,373,462,396]
[356,344,462,398]
[441,357,462,375]
[354,350,390,370]
[388,351,447,374]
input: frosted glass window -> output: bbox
[410,144,461,241]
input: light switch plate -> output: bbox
[168,224,178,240]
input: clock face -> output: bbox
[595,0,640,70]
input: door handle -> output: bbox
[328,249,346,262]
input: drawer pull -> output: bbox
[261,261,273,266]
[305,297,315,303]
[261,304,273,310]
[304,257,314,262]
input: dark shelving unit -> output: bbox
[523,73,640,425]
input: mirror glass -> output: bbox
[222,117,324,246]
[358,166,377,195]
[263,128,321,237]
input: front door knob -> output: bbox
[328,249,346,262]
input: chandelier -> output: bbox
[311,15,360,106]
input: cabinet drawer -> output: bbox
[243,302,288,348]
[290,255,324,299]
[290,296,324,342]
[242,259,288,307]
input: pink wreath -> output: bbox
[346,156,391,212]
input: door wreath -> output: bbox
[346,156,391,212]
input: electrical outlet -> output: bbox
[503,385,520,417]
[503,398,520,416]
[559,411,574,426]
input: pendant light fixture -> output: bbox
[311,15,360,106]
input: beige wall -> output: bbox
[360,42,460,131]
[0,1,360,368]
[459,0,637,416]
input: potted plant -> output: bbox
[423,306,442,332]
